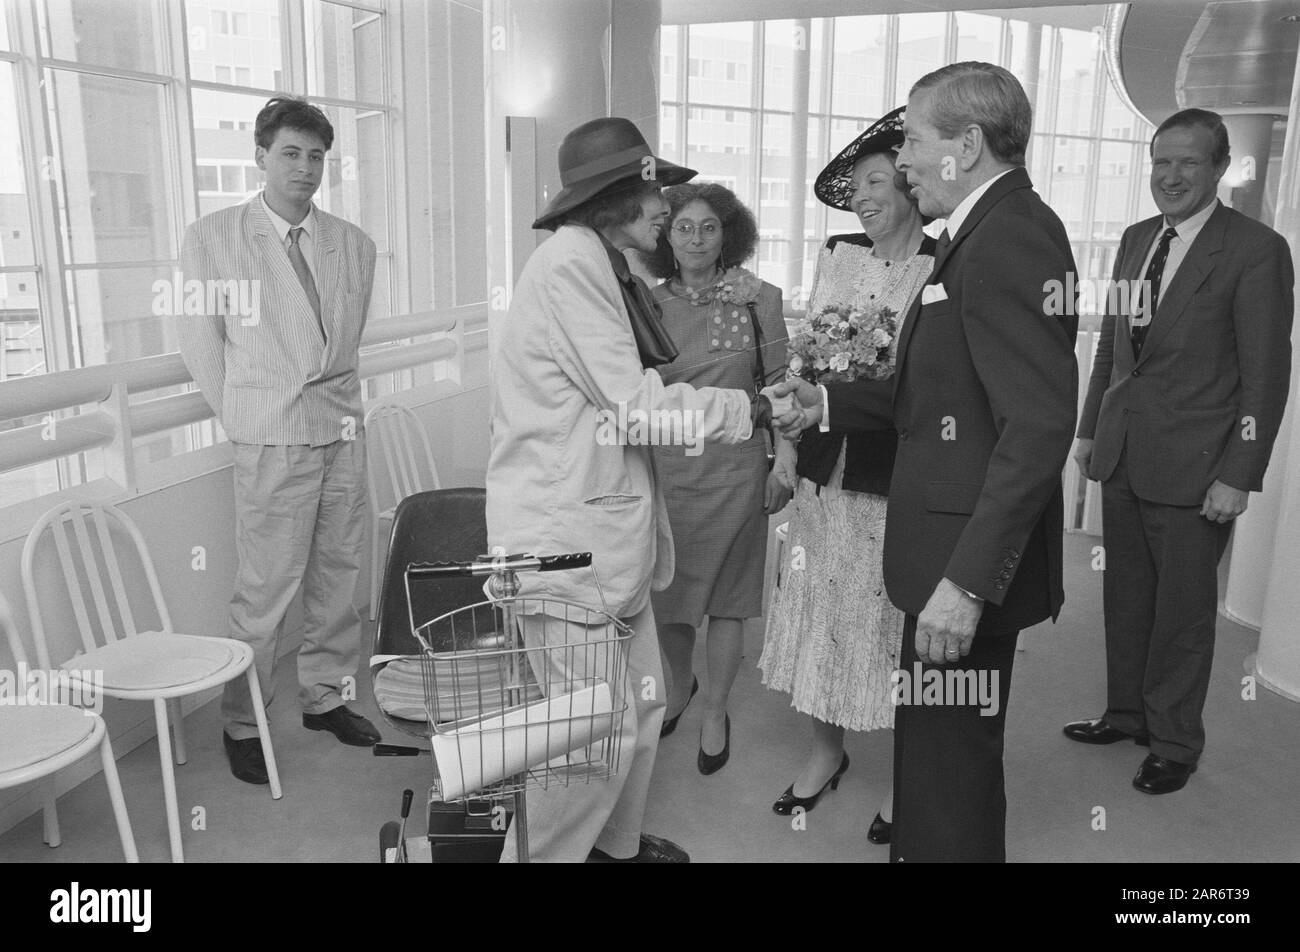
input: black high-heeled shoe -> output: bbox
[697,714,730,775]
[867,812,891,844]
[660,676,698,738]
[771,753,850,815]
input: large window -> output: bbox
[661,11,1155,312]
[0,0,399,507]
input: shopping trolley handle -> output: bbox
[407,552,592,579]
[537,552,593,572]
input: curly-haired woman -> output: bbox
[641,182,791,775]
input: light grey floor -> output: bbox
[3,532,1298,863]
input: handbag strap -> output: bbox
[747,301,765,394]
[747,300,776,467]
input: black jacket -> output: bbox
[795,232,936,496]
[824,168,1078,631]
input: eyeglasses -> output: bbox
[671,220,721,238]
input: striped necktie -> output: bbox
[287,226,325,340]
[1132,226,1177,359]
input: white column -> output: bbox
[785,19,812,300]
[1254,60,1300,702]
[1218,114,1277,221]
[484,0,661,353]
[1221,113,1283,628]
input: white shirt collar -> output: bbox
[1165,197,1218,241]
[942,168,1017,239]
[259,192,316,242]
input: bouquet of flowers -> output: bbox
[786,302,900,384]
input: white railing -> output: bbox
[0,304,488,493]
[1,304,1100,532]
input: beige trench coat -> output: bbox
[486,224,753,618]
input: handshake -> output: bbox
[755,379,825,440]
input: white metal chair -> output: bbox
[0,589,138,861]
[364,402,441,619]
[20,501,282,862]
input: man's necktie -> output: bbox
[937,228,952,252]
[1131,226,1177,359]
[287,226,325,340]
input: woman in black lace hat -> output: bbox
[759,107,935,846]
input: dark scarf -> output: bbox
[599,233,679,369]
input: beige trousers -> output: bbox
[499,600,666,862]
[223,439,367,740]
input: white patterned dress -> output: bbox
[758,238,932,731]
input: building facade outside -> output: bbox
[658,12,1158,315]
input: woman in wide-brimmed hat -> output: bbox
[486,117,768,863]
[758,107,936,846]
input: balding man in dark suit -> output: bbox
[777,62,1078,862]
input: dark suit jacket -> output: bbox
[824,167,1079,633]
[1077,203,1294,504]
[796,233,938,497]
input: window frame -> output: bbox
[0,0,405,501]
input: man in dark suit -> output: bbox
[1066,108,1294,794]
[776,62,1078,862]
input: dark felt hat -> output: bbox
[533,117,696,230]
[813,106,907,211]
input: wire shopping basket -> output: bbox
[400,551,633,861]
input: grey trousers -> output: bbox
[222,439,367,740]
[1101,448,1232,763]
[499,600,666,862]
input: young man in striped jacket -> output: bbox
[178,97,381,784]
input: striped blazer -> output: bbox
[177,195,377,447]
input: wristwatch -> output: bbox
[949,580,985,604]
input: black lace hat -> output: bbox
[813,106,907,211]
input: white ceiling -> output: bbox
[1118,0,1300,120]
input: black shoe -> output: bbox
[1133,754,1196,795]
[304,706,382,746]
[660,676,699,738]
[223,732,269,785]
[867,812,891,845]
[697,714,730,775]
[589,833,690,863]
[772,753,850,815]
[1063,717,1150,746]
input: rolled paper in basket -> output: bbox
[431,682,614,800]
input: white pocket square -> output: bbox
[921,284,949,305]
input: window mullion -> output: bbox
[10,0,75,379]
[285,0,307,95]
